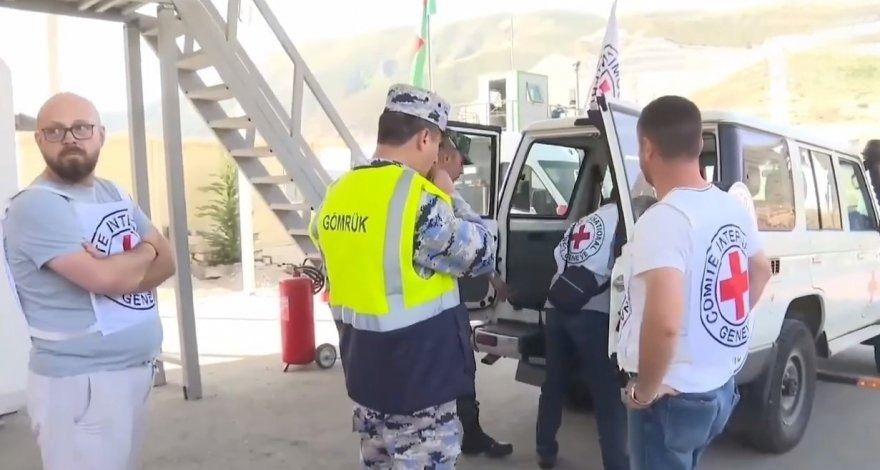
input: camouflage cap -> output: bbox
[384,84,450,131]
[444,129,473,165]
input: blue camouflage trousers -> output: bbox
[353,400,460,470]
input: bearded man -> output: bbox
[1,93,174,470]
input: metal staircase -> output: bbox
[0,0,367,400]
[135,0,367,259]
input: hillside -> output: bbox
[624,0,880,47]
[286,1,880,146]
[693,42,880,134]
[286,11,606,144]
[115,2,879,147]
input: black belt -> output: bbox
[617,370,636,388]
[611,354,636,387]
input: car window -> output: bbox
[837,159,878,232]
[701,133,719,182]
[538,160,579,203]
[740,129,795,231]
[510,142,584,217]
[608,109,654,221]
[601,170,614,200]
[453,134,495,217]
[800,149,821,230]
[811,151,842,230]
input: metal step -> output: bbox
[142,21,184,38]
[121,1,150,16]
[230,147,274,159]
[287,227,311,236]
[187,84,233,101]
[177,50,212,71]
[250,175,294,185]
[79,0,102,10]
[209,116,253,130]
[270,203,312,211]
[95,0,129,13]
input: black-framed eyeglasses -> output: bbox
[40,124,97,143]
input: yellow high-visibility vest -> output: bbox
[313,163,456,317]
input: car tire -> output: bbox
[874,343,880,375]
[860,335,880,374]
[737,319,816,454]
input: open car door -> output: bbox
[445,121,503,310]
[595,96,650,358]
[470,97,647,387]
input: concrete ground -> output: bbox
[2,288,879,469]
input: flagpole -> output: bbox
[427,12,434,91]
[509,16,515,70]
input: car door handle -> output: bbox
[858,252,867,260]
[811,256,822,265]
[613,276,625,292]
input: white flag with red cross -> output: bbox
[587,0,620,110]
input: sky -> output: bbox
[0,0,802,116]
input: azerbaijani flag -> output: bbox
[410,0,437,89]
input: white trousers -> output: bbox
[26,364,155,470]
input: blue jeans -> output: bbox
[627,378,739,470]
[536,309,629,470]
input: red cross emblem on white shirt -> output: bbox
[720,251,750,321]
[571,224,591,250]
[122,234,134,252]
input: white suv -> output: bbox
[449,97,880,454]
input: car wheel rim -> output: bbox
[780,350,805,427]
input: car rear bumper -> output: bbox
[472,320,543,360]
[473,319,776,387]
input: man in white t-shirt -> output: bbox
[536,187,628,470]
[617,96,772,470]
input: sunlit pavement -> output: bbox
[2,289,878,469]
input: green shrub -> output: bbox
[197,162,241,266]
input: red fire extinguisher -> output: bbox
[280,265,337,371]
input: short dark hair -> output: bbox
[438,133,456,157]
[864,139,880,160]
[637,96,702,159]
[377,111,440,146]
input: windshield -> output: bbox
[537,160,580,200]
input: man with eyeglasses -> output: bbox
[1,93,175,470]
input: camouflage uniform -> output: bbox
[354,401,460,470]
[311,84,496,469]
[412,188,495,279]
[450,191,484,225]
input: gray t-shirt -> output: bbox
[3,176,163,377]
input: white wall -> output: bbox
[0,57,29,416]
[515,72,550,132]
